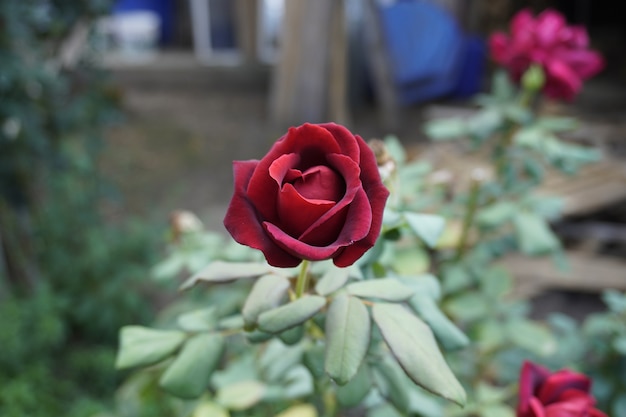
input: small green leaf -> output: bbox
[372,303,466,406]
[279,325,305,345]
[482,404,516,417]
[159,333,224,398]
[397,274,441,300]
[192,400,230,417]
[476,201,517,228]
[275,404,318,417]
[536,116,578,132]
[441,264,473,294]
[336,364,372,407]
[445,291,490,322]
[404,213,446,248]
[507,320,556,356]
[242,274,290,326]
[374,356,412,413]
[216,380,266,411]
[315,267,350,296]
[258,295,326,334]
[513,212,560,255]
[409,295,469,350]
[384,135,407,164]
[178,307,218,332]
[346,278,414,302]
[115,326,186,370]
[218,315,245,330]
[325,294,371,385]
[259,340,304,383]
[180,261,274,289]
[424,118,466,141]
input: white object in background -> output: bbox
[256,0,284,64]
[112,11,160,61]
[189,0,241,65]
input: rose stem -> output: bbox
[454,175,482,262]
[295,259,311,298]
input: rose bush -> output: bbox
[223,122,389,268]
[489,8,604,100]
[517,361,608,417]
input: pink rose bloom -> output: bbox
[517,361,608,417]
[489,9,605,100]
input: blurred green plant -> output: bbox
[0,1,163,416]
[112,66,623,417]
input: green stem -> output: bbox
[295,259,311,298]
[455,178,481,262]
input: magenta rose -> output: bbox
[223,123,389,268]
[517,361,608,417]
[489,9,604,100]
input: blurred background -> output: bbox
[0,0,624,416]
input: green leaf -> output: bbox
[242,274,290,326]
[476,383,510,404]
[180,261,276,289]
[336,364,372,407]
[507,320,557,356]
[441,264,472,295]
[159,333,224,398]
[536,116,578,132]
[346,278,414,302]
[279,325,305,345]
[445,291,490,322]
[479,266,513,298]
[325,294,371,385]
[384,135,407,164]
[258,295,327,334]
[424,118,466,141]
[476,201,517,228]
[397,274,441,300]
[492,70,515,101]
[115,326,186,370]
[218,315,245,330]
[275,404,318,417]
[372,303,466,406]
[177,307,218,332]
[404,212,446,248]
[216,380,266,411]
[367,404,403,417]
[315,266,351,296]
[192,400,230,417]
[513,212,560,255]
[409,295,469,350]
[482,404,516,417]
[282,365,314,398]
[303,344,326,378]
[259,340,304,383]
[374,356,412,413]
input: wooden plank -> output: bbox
[269,0,338,126]
[504,250,626,298]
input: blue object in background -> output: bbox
[378,0,485,104]
[114,0,173,44]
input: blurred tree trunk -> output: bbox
[270,0,349,127]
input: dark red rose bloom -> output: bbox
[223,123,389,268]
[517,361,608,417]
[489,9,604,100]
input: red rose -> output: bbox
[223,123,389,268]
[517,361,608,417]
[489,9,604,100]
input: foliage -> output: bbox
[0,1,165,416]
[113,60,623,417]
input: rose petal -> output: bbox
[553,49,605,79]
[247,123,344,222]
[317,122,361,162]
[529,397,547,417]
[293,165,345,202]
[277,183,336,238]
[544,59,582,100]
[223,160,301,267]
[263,221,344,261]
[269,153,301,187]
[518,361,552,417]
[511,9,535,38]
[537,370,590,405]
[543,397,592,417]
[535,9,567,48]
[489,32,510,64]
[333,136,390,267]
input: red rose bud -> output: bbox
[223,123,390,268]
[517,361,608,417]
[489,9,605,101]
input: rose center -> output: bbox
[291,165,345,202]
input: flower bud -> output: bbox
[521,64,545,92]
